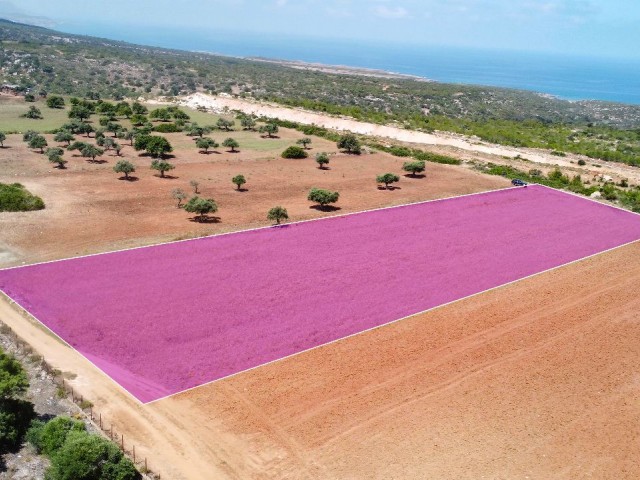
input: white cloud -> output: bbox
[372,5,408,19]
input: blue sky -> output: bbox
[2,0,640,59]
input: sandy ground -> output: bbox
[1,240,638,479]
[176,93,640,185]
[0,131,506,267]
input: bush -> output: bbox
[38,416,85,456]
[577,159,587,166]
[46,95,66,109]
[153,123,182,133]
[25,419,46,451]
[281,146,308,159]
[308,188,339,207]
[0,183,45,212]
[46,431,140,480]
[337,134,361,154]
[0,399,35,453]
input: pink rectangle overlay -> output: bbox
[1,185,640,403]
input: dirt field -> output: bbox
[1,240,638,479]
[0,128,506,267]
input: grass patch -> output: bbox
[0,183,45,212]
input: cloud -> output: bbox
[372,5,408,19]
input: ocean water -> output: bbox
[66,25,640,105]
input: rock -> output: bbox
[590,191,602,198]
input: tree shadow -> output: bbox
[227,150,240,154]
[87,159,108,164]
[310,205,342,212]
[154,174,179,179]
[0,145,10,149]
[260,135,280,139]
[377,185,402,191]
[234,188,248,192]
[404,173,426,179]
[118,176,139,182]
[188,215,221,223]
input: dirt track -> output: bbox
[2,241,639,479]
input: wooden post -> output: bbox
[132,445,135,463]
[99,413,102,429]
[145,458,147,472]
[121,433,124,451]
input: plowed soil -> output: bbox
[0,131,506,267]
[2,242,638,479]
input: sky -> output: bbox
[2,0,640,59]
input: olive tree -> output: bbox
[171,188,187,208]
[46,95,65,109]
[315,152,330,169]
[196,137,218,153]
[113,160,135,179]
[222,137,239,152]
[151,159,175,178]
[267,206,288,225]
[80,145,104,162]
[377,173,400,189]
[259,123,279,138]
[402,160,426,177]
[46,148,67,168]
[337,134,361,154]
[216,118,234,131]
[183,196,218,222]
[54,131,74,146]
[232,174,246,190]
[308,188,339,208]
[28,135,48,153]
[296,137,312,149]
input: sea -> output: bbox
[63,25,640,105]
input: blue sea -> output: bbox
[63,25,640,105]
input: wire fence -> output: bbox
[0,320,160,479]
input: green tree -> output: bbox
[46,431,140,480]
[196,137,218,153]
[308,188,339,208]
[377,173,400,189]
[113,160,135,179]
[267,206,288,225]
[232,174,246,190]
[76,122,95,137]
[151,159,175,178]
[296,137,312,149]
[116,102,133,118]
[0,132,6,147]
[67,141,90,152]
[102,137,116,151]
[54,131,75,146]
[187,124,212,138]
[68,105,92,122]
[37,417,85,456]
[337,134,361,154]
[239,115,256,130]
[259,123,279,138]
[23,130,38,142]
[171,188,187,208]
[145,136,173,158]
[47,147,67,168]
[281,146,308,159]
[183,196,218,222]
[402,161,426,177]
[28,135,48,153]
[0,351,28,399]
[24,93,35,102]
[315,152,330,169]
[0,350,34,454]
[23,106,43,119]
[131,102,148,115]
[130,114,148,126]
[46,95,65,109]
[173,110,190,121]
[80,145,104,162]
[216,118,234,131]
[222,137,239,152]
[149,108,172,122]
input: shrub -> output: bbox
[577,159,587,166]
[281,146,308,159]
[337,134,361,154]
[232,174,246,190]
[46,431,140,480]
[377,173,400,188]
[308,188,339,207]
[183,196,218,222]
[0,399,34,453]
[38,416,85,456]
[0,183,45,212]
[315,152,330,169]
[267,206,288,224]
[153,123,182,133]
[46,95,65,109]
[402,161,426,177]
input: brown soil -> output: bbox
[1,241,638,480]
[0,131,506,267]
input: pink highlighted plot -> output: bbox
[2,185,640,403]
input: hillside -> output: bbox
[2,18,640,167]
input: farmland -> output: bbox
[1,94,640,480]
